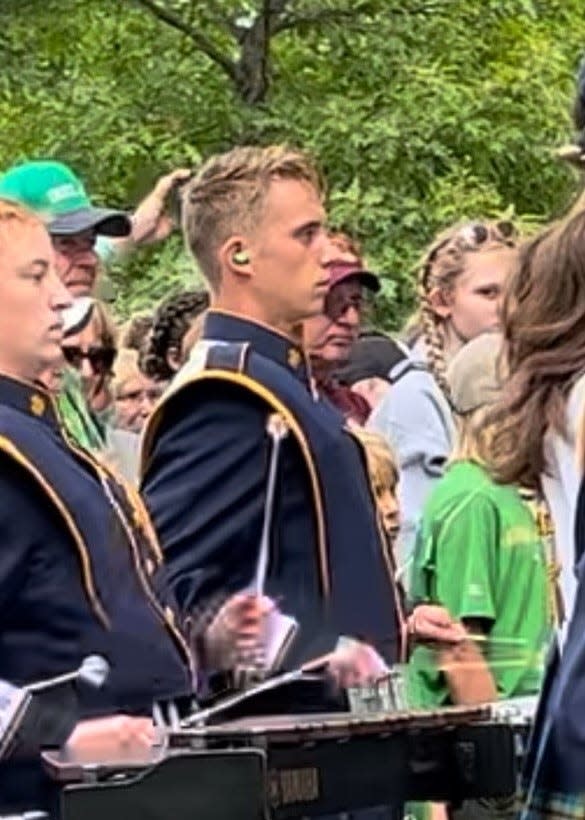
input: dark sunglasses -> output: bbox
[62,345,117,375]
[324,290,366,323]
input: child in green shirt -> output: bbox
[409,332,554,708]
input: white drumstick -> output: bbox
[253,414,289,597]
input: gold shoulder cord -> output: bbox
[522,489,564,628]
[537,498,564,629]
[0,434,110,628]
[52,390,163,569]
[144,368,332,600]
[62,430,195,680]
[96,463,196,680]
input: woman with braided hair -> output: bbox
[140,288,210,382]
[405,220,518,402]
[369,220,518,584]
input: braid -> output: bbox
[140,289,210,380]
[420,294,452,404]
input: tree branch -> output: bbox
[132,0,237,80]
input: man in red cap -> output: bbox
[304,232,380,424]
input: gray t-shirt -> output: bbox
[367,339,455,586]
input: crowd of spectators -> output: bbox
[3,130,585,818]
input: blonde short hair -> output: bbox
[0,199,44,247]
[352,428,399,500]
[452,407,497,466]
[182,145,324,292]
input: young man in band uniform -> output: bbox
[0,200,194,812]
[142,146,461,690]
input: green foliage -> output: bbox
[0,0,584,327]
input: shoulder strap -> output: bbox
[205,342,249,373]
[387,357,429,385]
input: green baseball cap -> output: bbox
[0,160,131,237]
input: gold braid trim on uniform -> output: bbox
[96,468,196,680]
[50,385,163,569]
[61,427,164,568]
[0,435,111,628]
[59,430,193,675]
[141,368,332,599]
[520,488,564,627]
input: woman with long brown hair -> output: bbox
[489,210,585,622]
[488,209,585,820]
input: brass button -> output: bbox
[29,394,46,416]
[287,347,302,369]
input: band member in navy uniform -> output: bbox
[0,200,195,813]
[142,146,462,689]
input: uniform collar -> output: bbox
[0,373,60,428]
[203,310,312,389]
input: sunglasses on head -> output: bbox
[62,345,117,375]
[456,220,516,248]
[422,220,517,284]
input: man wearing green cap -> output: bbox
[0,161,133,451]
[0,160,131,297]
[0,160,191,451]
[0,160,191,297]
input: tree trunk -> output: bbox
[233,1,273,105]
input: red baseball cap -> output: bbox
[328,261,381,293]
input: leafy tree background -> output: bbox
[0,0,583,327]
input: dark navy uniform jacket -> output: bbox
[0,375,193,812]
[142,311,404,674]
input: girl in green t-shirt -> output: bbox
[409,332,555,709]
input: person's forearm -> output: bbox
[439,639,497,704]
[105,196,164,256]
[128,193,168,244]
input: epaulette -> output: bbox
[174,340,250,388]
[204,341,250,374]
